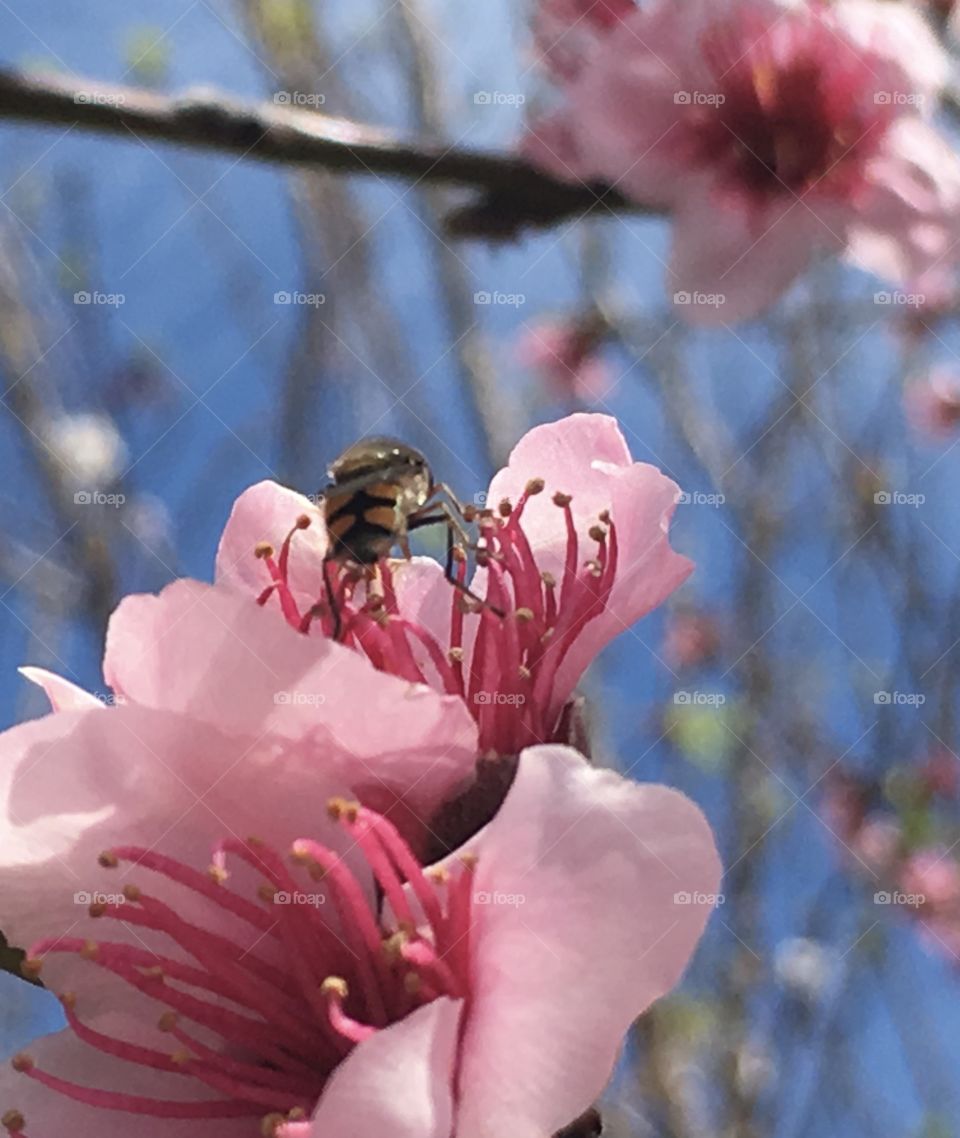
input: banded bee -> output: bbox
[320,436,498,638]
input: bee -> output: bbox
[320,436,497,639]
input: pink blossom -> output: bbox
[904,366,960,438]
[216,414,692,756]
[0,721,720,1137]
[663,608,721,670]
[899,848,960,911]
[523,0,960,324]
[918,748,959,798]
[851,816,901,873]
[517,314,612,403]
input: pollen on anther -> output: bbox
[515,607,534,623]
[81,941,99,961]
[296,514,312,530]
[2,1109,25,1133]
[459,852,479,869]
[208,865,229,885]
[89,900,107,918]
[498,498,513,517]
[11,1055,33,1074]
[254,541,275,559]
[589,524,607,543]
[541,570,556,589]
[598,508,611,524]
[553,491,572,507]
[122,884,142,902]
[526,477,546,495]
[448,647,465,663]
[261,1112,286,1138]
[97,850,119,869]
[59,992,77,1011]
[158,1011,178,1032]
[320,976,349,1000]
[327,797,359,824]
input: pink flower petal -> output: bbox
[18,667,104,712]
[847,118,960,284]
[487,413,692,719]
[0,1013,243,1138]
[456,745,721,1138]
[296,998,461,1137]
[103,579,478,821]
[0,704,351,1003]
[669,191,834,324]
[215,480,327,608]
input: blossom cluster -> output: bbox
[0,415,721,1137]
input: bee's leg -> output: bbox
[323,557,342,641]
[407,506,504,617]
[427,481,475,520]
[398,533,413,561]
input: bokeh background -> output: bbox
[2,2,960,1135]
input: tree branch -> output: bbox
[0,67,642,236]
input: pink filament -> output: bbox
[256,485,619,754]
[10,806,476,1130]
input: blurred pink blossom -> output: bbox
[217,414,692,755]
[918,748,960,798]
[904,366,960,438]
[523,0,960,323]
[1,727,720,1137]
[899,848,960,911]
[663,608,721,670]
[517,313,612,402]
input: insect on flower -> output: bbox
[319,436,500,638]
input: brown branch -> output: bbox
[0,67,640,236]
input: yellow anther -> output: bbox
[320,976,349,1000]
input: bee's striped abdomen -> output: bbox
[324,483,401,564]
